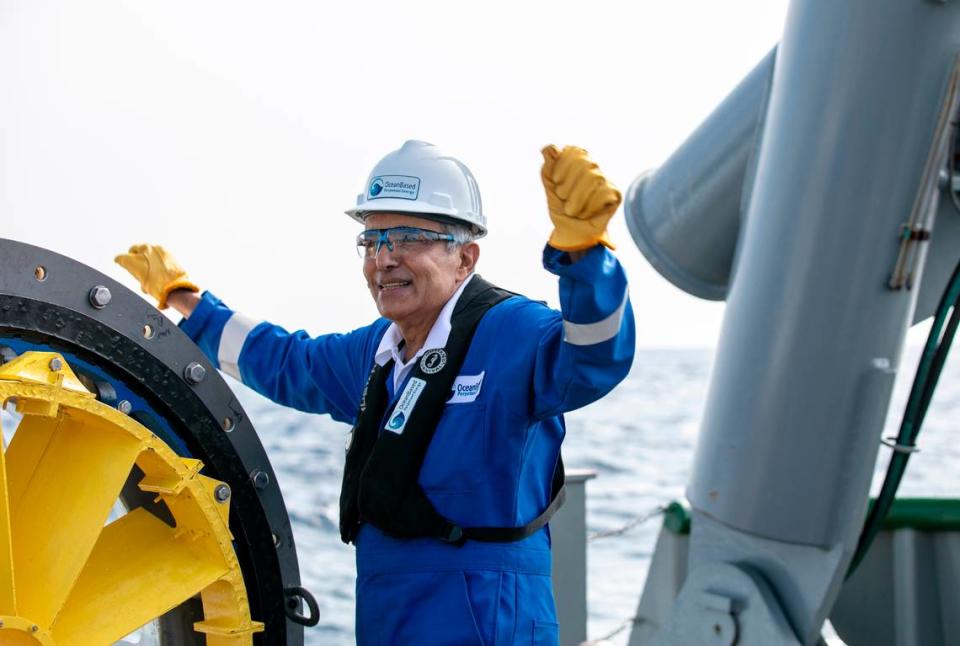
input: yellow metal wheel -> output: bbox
[0,352,264,645]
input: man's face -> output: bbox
[361,213,474,328]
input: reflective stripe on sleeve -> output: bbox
[218,312,263,381]
[562,290,629,346]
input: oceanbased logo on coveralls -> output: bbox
[385,377,426,434]
[447,372,484,404]
[368,175,421,201]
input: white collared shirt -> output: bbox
[373,273,476,392]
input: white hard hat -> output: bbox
[346,140,487,237]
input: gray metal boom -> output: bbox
[626,1,960,644]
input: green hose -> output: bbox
[848,255,960,576]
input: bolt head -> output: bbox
[49,357,63,371]
[184,362,206,384]
[89,285,112,309]
[214,484,231,503]
[117,400,133,415]
[251,470,270,489]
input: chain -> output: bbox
[587,505,665,541]
[579,504,667,644]
[579,613,643,646]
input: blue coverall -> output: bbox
[179,245,635,645]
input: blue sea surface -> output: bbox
[2,346,955,644]
[235,346,960,645]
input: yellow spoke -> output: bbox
[10,410,141,627]
[50,508,230,645]
[5,414,61,512]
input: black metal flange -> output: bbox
[0,238,307,644]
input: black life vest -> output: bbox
[339,275,566,545]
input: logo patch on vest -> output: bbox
[447,372,485,404]
[385,377,426,434]
[419,349,447,374]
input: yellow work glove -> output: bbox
[541,144,622,251]
[114,244,199,310]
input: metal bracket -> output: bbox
[655,562,801,646]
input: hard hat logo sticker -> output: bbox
[367,175,421,201]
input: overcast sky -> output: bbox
[0,1,794,347]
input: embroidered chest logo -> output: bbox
[419,349,447,374]
[447,372,485,404]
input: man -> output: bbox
[116,140,635,645]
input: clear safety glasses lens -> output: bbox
[355,227,455,258]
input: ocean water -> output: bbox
[3,346,955,644]
[237,346,960,645]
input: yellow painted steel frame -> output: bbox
[0,352,264,645]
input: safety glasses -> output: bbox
[356,226,455,259]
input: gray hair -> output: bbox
[441,221,478,247]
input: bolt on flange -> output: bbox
[250,470,270,490]
[88,286,112,309]
[184,362,206,385]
